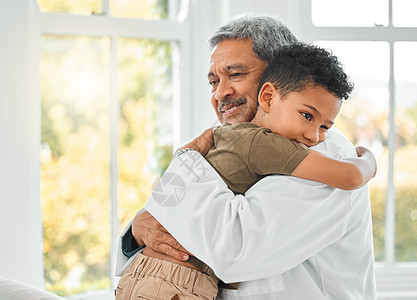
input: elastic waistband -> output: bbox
[127,253,218,295]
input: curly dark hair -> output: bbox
[258,43,354,100]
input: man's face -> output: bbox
[263,85,342,147]
[208,39,267,124]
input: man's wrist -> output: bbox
[173,148,195,160]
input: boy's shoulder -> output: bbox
[214,122,273,147]
[218,122,272,134]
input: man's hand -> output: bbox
[132,210,190,261]
[176,128,215,157]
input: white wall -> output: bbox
[0,0,43,288]
[183,0,225,138]
[229,0,291,24]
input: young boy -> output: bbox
[115,43,377,300]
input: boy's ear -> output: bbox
[258,82,278,113]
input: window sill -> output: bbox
[376,263,417,299]
[65,289,114,300]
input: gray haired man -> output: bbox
[116,15,377,299]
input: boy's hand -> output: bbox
[176,128,215,157]
[355,146,377,177]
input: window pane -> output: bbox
[393,0,417,27]
[37,0,102,15]
[41,36,111,296]
[111,0,168,19]
[312,0,388,27]
[394,42,417,262]
[117,39,173,230]
[316,41,390,261]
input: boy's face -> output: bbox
[264,85,342,147]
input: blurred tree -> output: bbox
[37,0,101,14]
[41,35,112,295]
[40,2,172,296]
[396,187,417,261]
[337,92,417,262]
[111,0,168,19]
[117,38,173,229]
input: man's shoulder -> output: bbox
[221,122,264,130]
[313,127,356,159]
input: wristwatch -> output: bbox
[172,147,195,160]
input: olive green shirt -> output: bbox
[205,122,310,195]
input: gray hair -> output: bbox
[208,14,298,65]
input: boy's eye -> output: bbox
[301,112,312,120]
[320,125,330,130]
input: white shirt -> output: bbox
[118,127,377,299]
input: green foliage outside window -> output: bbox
[370,186,417,262]
[337,96,417,262]
[395,187,417,261]
[117,38,173,230]
[41,36,112,295]
[37,0,102,14]
[37,0,168,18]
[41,35,173,296]
[39,2,172,296]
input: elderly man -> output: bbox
[116,15,377,299]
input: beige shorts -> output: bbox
[115,252,218,300]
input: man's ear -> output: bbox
[258,82,277,113]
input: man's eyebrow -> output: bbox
[226,64,249,71]
[303,104,334,125]
[208,64,249,78]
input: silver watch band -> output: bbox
[172,147,195,160]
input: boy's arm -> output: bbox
[291,145,377,190]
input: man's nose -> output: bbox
[215,80,234,101]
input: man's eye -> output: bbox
[209,80,218,87]
[320,125,329,130]
[231,73,243,78]
[301,112,312,120]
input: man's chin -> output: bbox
[223,110,254,124]
[223,116,248,124]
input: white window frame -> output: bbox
[7,0,414,297]
[35,1,192,299]
[287,0,417,298]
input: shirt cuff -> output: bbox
[121,226,146,258]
